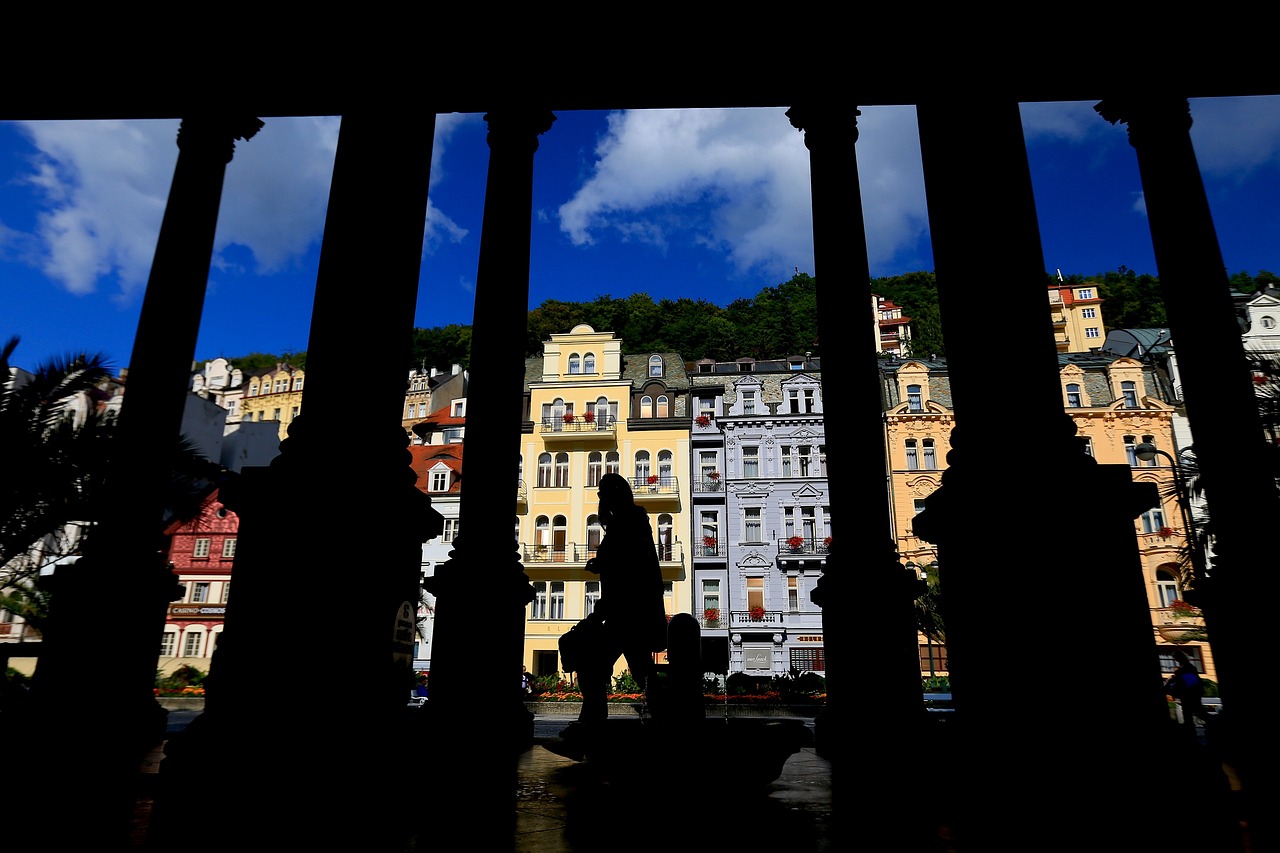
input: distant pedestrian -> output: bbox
[414,673,429,700]
[1165,649,1204,735]
[521,665,532,695]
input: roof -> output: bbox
[1101,328,1173,358]
[408,444,463,494]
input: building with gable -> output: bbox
[159,489,238,676]
[409,442,463,672]
[239,362,305,441]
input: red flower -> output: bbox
[647,474,659,484]
[563,412,575,423]
[582,410,595,422]
[787,535,804,549]
[702,535,718,548]
[749,605,766,620]
[695,414,712,427]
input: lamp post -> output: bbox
[1134,442,1205,596]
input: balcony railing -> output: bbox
[520,542,683,563]
[694,541,722,557]
[630,475,679,498]
[777,537,832,556]
[729,609,781,627]
[539,417,618,438]
[515,479,527,504]
[692,477,723,494]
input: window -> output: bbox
[788,576,799,611]
[291,406,299,419]
[294,377,304,390]
[1124,436,1138,467]
[443,518,459,542]
[635,450,651,481]
[1078,288,1094,299]
[537,453,553,488]
[649,355,663,377]
[1263,316,1277,330]
[532,582,549,619]
[452,400,465,417]
[587,452,604,487]
[657,450,673,484]
[657,513,673,560]
[1122,381,1138,408]
[801,507,816,540]
[586,515,603,554]
[594,397,612,426]
[699,451,718,486]
[568,353,581,375]
[443,428,463,444]
[905,439,919,470]
[1141,506,1167,534]
[1157,645,1203,675]
[700,512,718,554]
[535,516,550,555]
[656,395,669,418]
[913,499,927,515]
[923,439,937,469]
[744,507,762,542]
[1066,383,1082,407]
[417,402,427,418]
[273,408,282,421]
[550,582,565,619]
[1085,327,1100,339]
[430,470,449,491]
[702,579,720,613]
[746,576,764,612]
[742,446,759,478]
[791,647,826,672]
[193,538,211,558]
[741,389,756,415]
[803,389,816,412]
[222,539,237,558]
[698,397,716,420]
[160,632,176,657]
[663,581,673,616]
[1082,437,1095,458]
[641,396,653,418]
[275,379,287,393]
[1081,307,1096,319]
[223,583,231,603]
[551,453,568,488]
[585,581,601,616]
[788,389,800,413]
[192,582,210,603]
[780,445,792,478]
[605,452,621,476]
[1156,569,1180,608]
[183,632,203,657]
[907,384,923,412]
[798,445,812,477]
[584,353,596,373]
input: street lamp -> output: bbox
[1134,442,1205,595]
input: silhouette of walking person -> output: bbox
[571,472,669,732]
[1165,648,1205,737]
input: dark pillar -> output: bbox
[1097,96,1279,851]
[147,115,440,851]
[913,99,1192,851]
[10,116,261,851]
[786,104,926,846]
[422,108,553,844]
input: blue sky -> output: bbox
[2,97,1278,373]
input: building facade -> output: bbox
[1049,278,1108,353]
[239,362,305,441]
[519,324,692,680]
[409,442,463,672]
[159,489,238,676]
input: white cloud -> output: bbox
[1020,100,1112,142]
[1189,95,1280,178]
[556,106,929,280]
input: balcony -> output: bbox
[1152,606,1207,643]
[694,540,723,558]
[777,537,832,558]
[516,479,527,512]
[692,477,724,495]
[539,416,618,442]
[630,475,680,504]
[729,609,781,628]
[520,542,683,565]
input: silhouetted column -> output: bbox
[1097,96,1280,851]
[147,114,439,852]
[787,103,925,845]
[914,99,1177,850]
[11,116,261,852]
[423,108,553,842]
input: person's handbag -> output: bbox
[559,614,604,672]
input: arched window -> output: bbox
[594,396,611,426]
[584,353,596,373]
[635,450,651,481]
[553,515,568,561]
[535,516,551,558]
[587,452,604,487]
[537,453,553,488]
[641,395,653,418]
[555,452,570,487]
[586,514,603,554]
[605,452,621,476]
[568,353,581,375]
[1156,568,1181,608]
[658,449,673,483]
[649,355,663,377]
[656,395,669,417]
[657,513,673,560]
[907,384,923,411]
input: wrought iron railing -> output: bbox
[630,475,679,496]
[777,537,832,556]
[520,542,683,563]
[692,477,723,493]
[539,417,617,435]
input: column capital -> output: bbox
[484,109,557,154]
[176,116,264,163]
[1094,97,1192,148]
[784,106,860,150]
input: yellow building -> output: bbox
[238,363,305,441]
[885,352,1214,683]
[519,324,692,682]
[1049,278,1108,353]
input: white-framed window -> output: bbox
[443,428,463,443]
[1081,307,1097,319]
[536,516,550,554]
[788,389,800,413]
[923,439,937,469]
[802,389,816,412]
[1078,288,1093,299]
[443,518,459,542]
[700,511,718,554]
[663,581,674,616]
[431,471,449,492]
[649,355,663,377]
[1125,435,1139,467]
[586,515,603,553]
[584,353,596,373]
[1156,569,1180,608]
[699,451,718,485]
[1122,381,1138,408]
[568,353,581,375]
[183,632,203,657]
[905,439,919,470]
[555,453,570,488]
[1082,436,1095,458]
[702,579,720,613]
[273,408,282,421]
[587,452,604,487]
[585,581,601,616]
[747,576,764,612]
[160,632,176,657]
[913,499,927,515]
[452,400,465,417]
[641,395,653,418]
[907,384,923,412]
[594,396,612,426]
[550,582,565,619]
[606,452,621,476]
[291,406,300,419]
[417,402,427,417]
[698,397,716,419]
[742,446,759,478]
[275,379,287,393]
[658,450,673,483]
[788,576,799,611]
[537,453,553,488]
[532,582,549,619]
[1141,506,1167,534]
[780,445,792,478]
[1066,383,1082,407]
[223,583,231,603]
[635,450,651,481]
[744,507,762,542]
[222,538,237,558]
[657,513,674,560]
[1085,327,1100,339]
[741,389,756,415]
[1263,316,1277,330]
[192,582,210,603]
[294,377,304,390]
[193,538,211,558]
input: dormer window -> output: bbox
[648,355,663,377]
[430,470,449,492]
[452,400,465,417]
[907,384,923,412]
